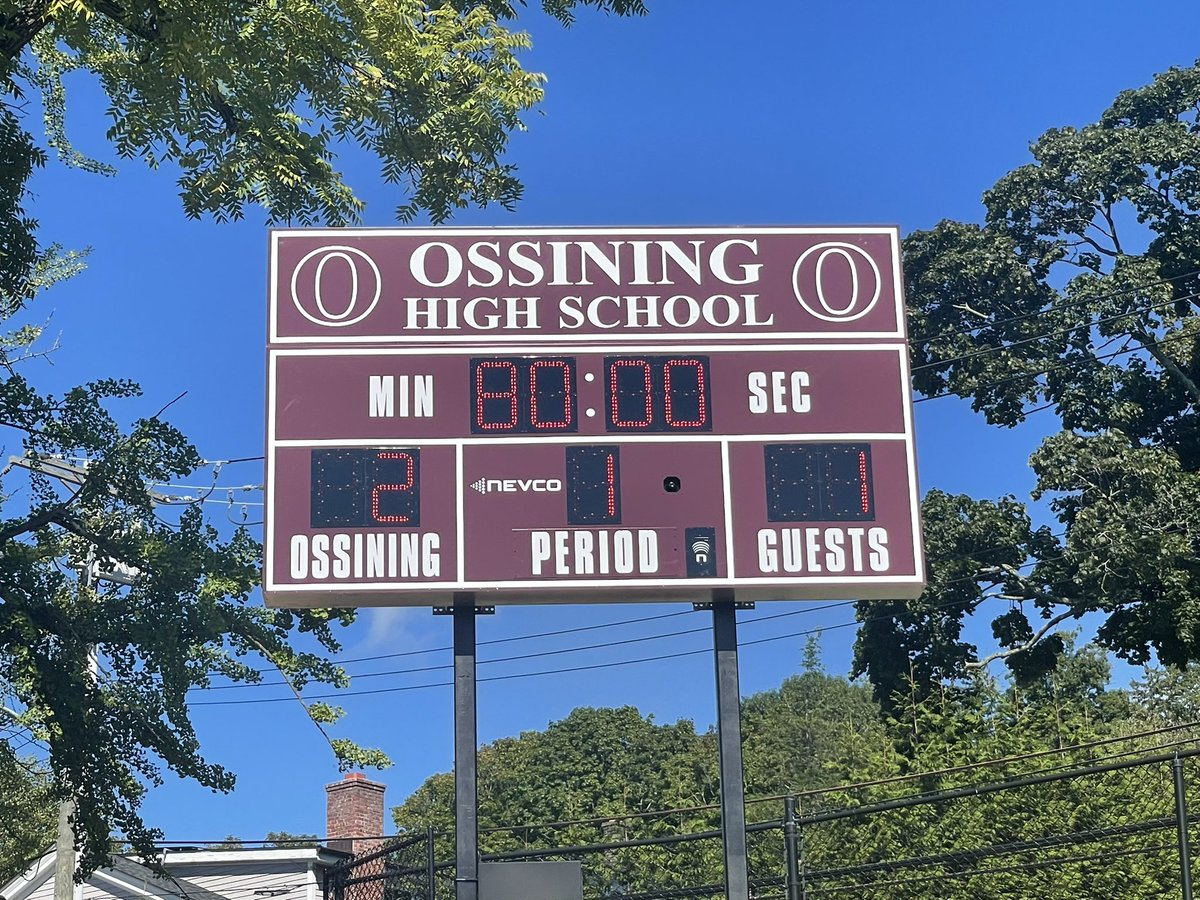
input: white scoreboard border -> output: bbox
[263,342,924,605]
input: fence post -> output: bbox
[1174,756,1194,900]
[783,796,801,900]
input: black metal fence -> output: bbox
[325,830,436,900]
[326,747,1200,900]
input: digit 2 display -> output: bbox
[764,443,874,522]
[471,357,577,434]
[311,449,421,527]
[605,355,712,432]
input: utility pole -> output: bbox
[54,551,94,900]
[7,459,136,900]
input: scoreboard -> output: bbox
[264,227,924,606]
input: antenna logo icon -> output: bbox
[685,526,718,578]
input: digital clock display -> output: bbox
[470,355,712,434]
[605,355,711,432]
[471,357,577,434]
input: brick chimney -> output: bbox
[326,772,386,856]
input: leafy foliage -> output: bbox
[855,59,1200,703]
[0,0,649,880]
[392,647,1155,896]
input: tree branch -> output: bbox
[1133,328,1200,406]
[966,608,1078,671]
[1,0,52,66]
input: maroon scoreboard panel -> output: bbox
[264,227,925,606]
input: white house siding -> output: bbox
[166,858,316,900]
[11,863,56,900]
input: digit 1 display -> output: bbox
[471,357,577,434]
[764,443,874,522]
[605,355,712,432]
[311,448,421,527]
[566,446,621,525]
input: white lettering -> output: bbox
[508,241,544,286]
[555,531,570,575]
[758,528,778,573]
[466,242,503,288]
[663,295,701,328]
[657,241,704,285]
[311,535,329,579]
[558,296,586,329]
[332,534,351,579]
[531,532,552,575]
[369,375,393,418]
[868,527,890,572]
[506,297,539,330]
[464,296,501,330]
[748,373,769,414]
[422,532,441,577]
[410,242,462,288]
[587,296,622,329]
[290,535,308,578]
[710,239,762,285]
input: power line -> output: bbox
[906,267,1200,346]
[914,321,1200,405]
[911,290,1200,373]
[187,561,1061,707]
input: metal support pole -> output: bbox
[1175,756,1195,900]
[783,796,801,900]
[453,599,479,900]
[712,599,749,900]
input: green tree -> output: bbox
[395,706,721,895]
[741,638,893,795]
[264,831,318,848]
[854,59,1200,703]
[0,753,56,882]
[0,0,649,878]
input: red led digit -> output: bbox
[530,360,572,429]
[371,451,414,523]
[663,358,707,428]
[606,452,617,517]
[610,359,653,428]
[859,450,870,514]
[476,360,518,430]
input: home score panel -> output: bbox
[264,227,925,606]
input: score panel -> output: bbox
[265,436,922,605]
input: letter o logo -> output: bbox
[290,246,382,328]
[791,242,882,323]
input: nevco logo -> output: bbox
[470,477,563,494]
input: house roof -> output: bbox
[0,846,345,900]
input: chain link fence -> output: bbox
[325,831,435,900]
[326,747,1200,899]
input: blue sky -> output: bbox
[21,0,1200,844]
